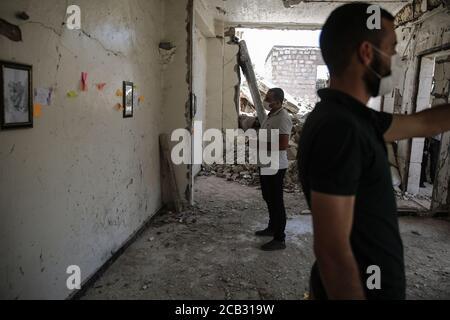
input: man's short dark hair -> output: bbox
[268,88,285,104]
[320,2,395,76]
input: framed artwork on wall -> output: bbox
[123,81,134,118]
[1,61,33,129]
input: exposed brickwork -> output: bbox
[264,46,325,105]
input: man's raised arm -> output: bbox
[384,103,450,142]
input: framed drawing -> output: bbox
[1,61,33,129]
[123,81,134,118]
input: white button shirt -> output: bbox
[260,107,293,170]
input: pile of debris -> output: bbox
[199,73,313,192]
[240,76,313,117]
[395,190,432,203]
[199,161,301,193]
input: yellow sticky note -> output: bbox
[34,104,42,118]
[67,90,78,98]
[116,89,123,97]
[138,96,144,103]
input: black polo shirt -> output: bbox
[298,88,405,300]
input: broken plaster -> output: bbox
[21,20,125,57]
[159,47,177,69]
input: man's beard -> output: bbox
[363,52,389,97]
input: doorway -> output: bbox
[408,50,450,212]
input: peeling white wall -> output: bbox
[222,42,240,130]
[192,24,208,176]
[0,0,165,299]
[205,36,225,131]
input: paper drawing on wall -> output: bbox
[123,81,134,118]
[1,61,33,129]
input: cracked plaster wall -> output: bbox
[386,4,450,198]
[0,0,168,299]
[161,0,191,206]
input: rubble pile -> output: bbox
[200,161,301,193]
[199,72,315,192]
[199,112,308,193]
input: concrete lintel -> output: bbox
[224,21,323,31]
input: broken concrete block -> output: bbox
[287,147,298,161]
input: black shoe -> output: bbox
[255,228,274,237]
[261,239,286,251]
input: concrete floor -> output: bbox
[81,176,450,300]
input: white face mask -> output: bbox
[368,46,401,97]
[263,101,272,111]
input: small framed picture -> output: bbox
[1,61,33,129]
[123,81,134,118]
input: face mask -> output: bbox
[263,101,272,111]
[366,46,400,97]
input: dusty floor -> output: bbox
[82,176,450,300]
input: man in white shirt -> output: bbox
[256,88,293,251]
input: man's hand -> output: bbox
[384,103,450,142]
[311,191,366,300]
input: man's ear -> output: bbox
[358,41,373,66]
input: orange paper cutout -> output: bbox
[34,104,42,118]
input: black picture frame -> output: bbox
[123,81,134,118]
[1,61,33,129]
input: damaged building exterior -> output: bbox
[0,0,449,300]
[382,0,450,211]
[265,46,325,105]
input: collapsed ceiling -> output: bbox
[207,0,412,28]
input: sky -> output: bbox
[237,28,325,77]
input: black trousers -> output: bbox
[259,169,287,241]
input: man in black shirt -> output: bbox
[298,3,450,300]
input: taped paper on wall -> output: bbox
[116,89,123,97]
[81,72,88,91]
[67,90,78,98]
